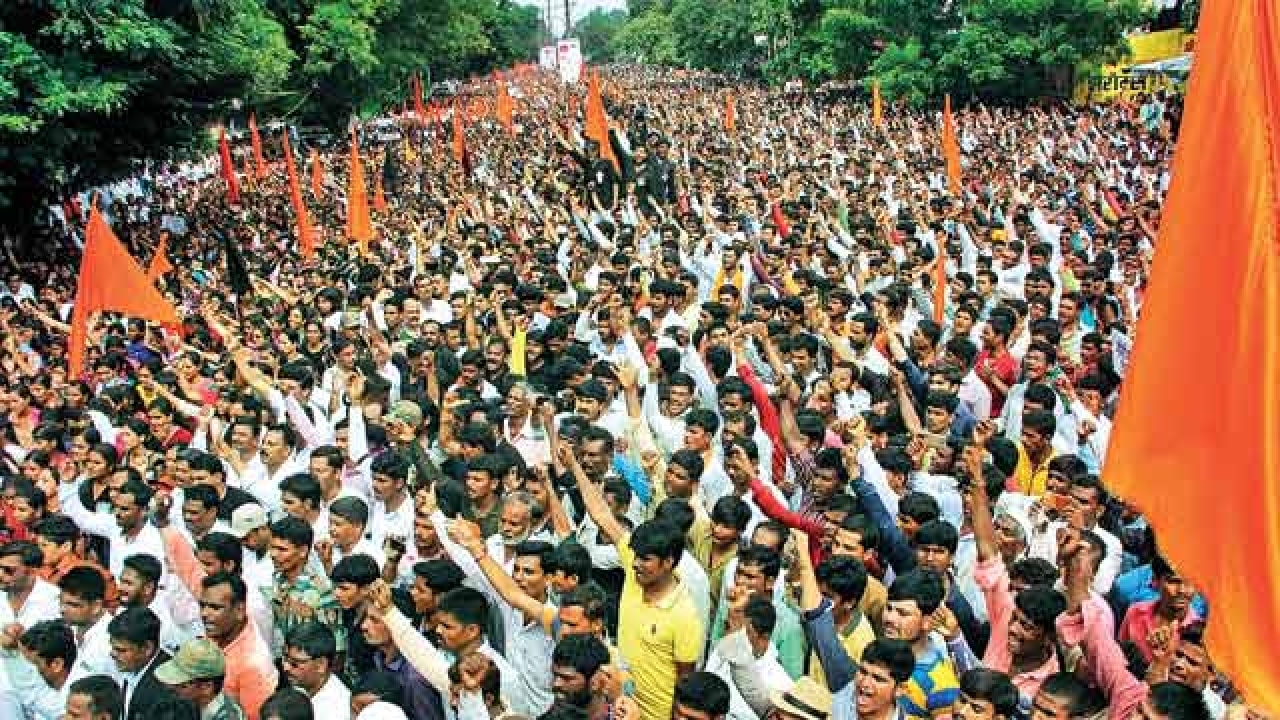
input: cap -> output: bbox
[553,293,576,310]
[768,678,832,720]
[382,399,424,429]
[229,503,268,538]
[154,639,226,685]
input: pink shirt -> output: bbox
[1117,600,1201,663]
[222,621,279,720]
[1057,594,1146,720]
[974,557,1058,700]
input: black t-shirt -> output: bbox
[216,486,259,523]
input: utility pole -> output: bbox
[563,0,572,38]
[545,0,553,43]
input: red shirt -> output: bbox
[975,348,1019,416]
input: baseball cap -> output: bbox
[229,503,268,538]
[382,399,423,429]
[154,639,226,685]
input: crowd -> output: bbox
[0,65,1227,720]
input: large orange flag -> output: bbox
[941,95,961,194]
[281,130,316,259]
[146,231,173,283]
[451,101,469,173]
[584,69,619,173]
[310,149,324,198]
[1104,0,1280,712]
[495,82,514,135]
[872,80,884,128]
[346,129,374,252]
[69,207,180,378]
[249,112,267,179]
[218,128,240,205]
[725,92,737,134]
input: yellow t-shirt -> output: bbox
[808,610,875,686]
[1013,443,1056,497]
[617,534,707,720]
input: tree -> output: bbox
[575,8,629,62]
[611,11,681,65]
[0,0,292,230]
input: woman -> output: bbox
[117,417,158,475]
[147,397,193,450]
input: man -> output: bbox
[883,569,961,720]
[180,484,231,544]
[154,638,248,720]
[566,445,704,720]
[269,516,344,657]
[282,622,351,720]
[118,553,191,654]
[18,620,79,720]
[198,572,278,720]
[1118,556,1199,663]
[361,589,448,720]
[1030,474,1122,595]
[107,607,176,720]
[280,474,326,538]
[0,539,61,628]
[368,452,415,550]
[61,475,165,577]
[60,566,116,681]
[549,633,613,719]
[65,674,123,720]
[709,543,807,679]
[952,669,1020,720]
[671,671,732,720]
[229,503,275,595]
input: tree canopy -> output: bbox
[0,0,540,230]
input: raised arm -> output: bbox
[561,442,627,545]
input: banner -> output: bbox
[540,46,558,70]
[557,39,583,84]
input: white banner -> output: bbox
[540,46,558,70]
[557,39,582,84]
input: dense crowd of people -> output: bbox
[0,65,1227,720]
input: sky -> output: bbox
[515,0,627,40]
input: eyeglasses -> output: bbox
[282,653,315,666]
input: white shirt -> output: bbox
[61,495,166,577]
[0,577,62,628]
[310,673,352,720]
[677,553,713,634]
[234,454,309,517]
[70,612,119,683]
[369,495,415,550]
[331,538,387,568]
[1032,521,1123,594]
[706,642,794,720]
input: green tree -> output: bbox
[0,0,292,229]
[575,8,629,62]
[611,11,681,65]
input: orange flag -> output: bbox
[68,206,180,379]
[496,82,514,135]
[933,245,946,324]
[310,149,324,198]
[451,101,469,170]
[346,129,374,252]
[941,95,962,194]
[872,80,884,127]
[218,128,240,205]
[1103,0,1280,713]
[373,171,388,213]
[281,130,316,259]
[584,69,619,172]
[146,231,173,283]
[725,92,737,134]
[249,112,267,179]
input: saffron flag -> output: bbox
[218,128,240,205]
[725,92,736,134]
[68,206,180,379]
[346,129,374,252]
[1103,0,1280,713]
[411,72,427,123]
[310,149,324,198]
[146,231,173,283]
[249,112,267,179]
[872,80,884,128]
[941,95,962,195]
[496,82,515,135]
[584,69,619,173]
[451,100,471,174]
[281,130,316,259]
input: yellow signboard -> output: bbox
[1074,28,1193,104]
